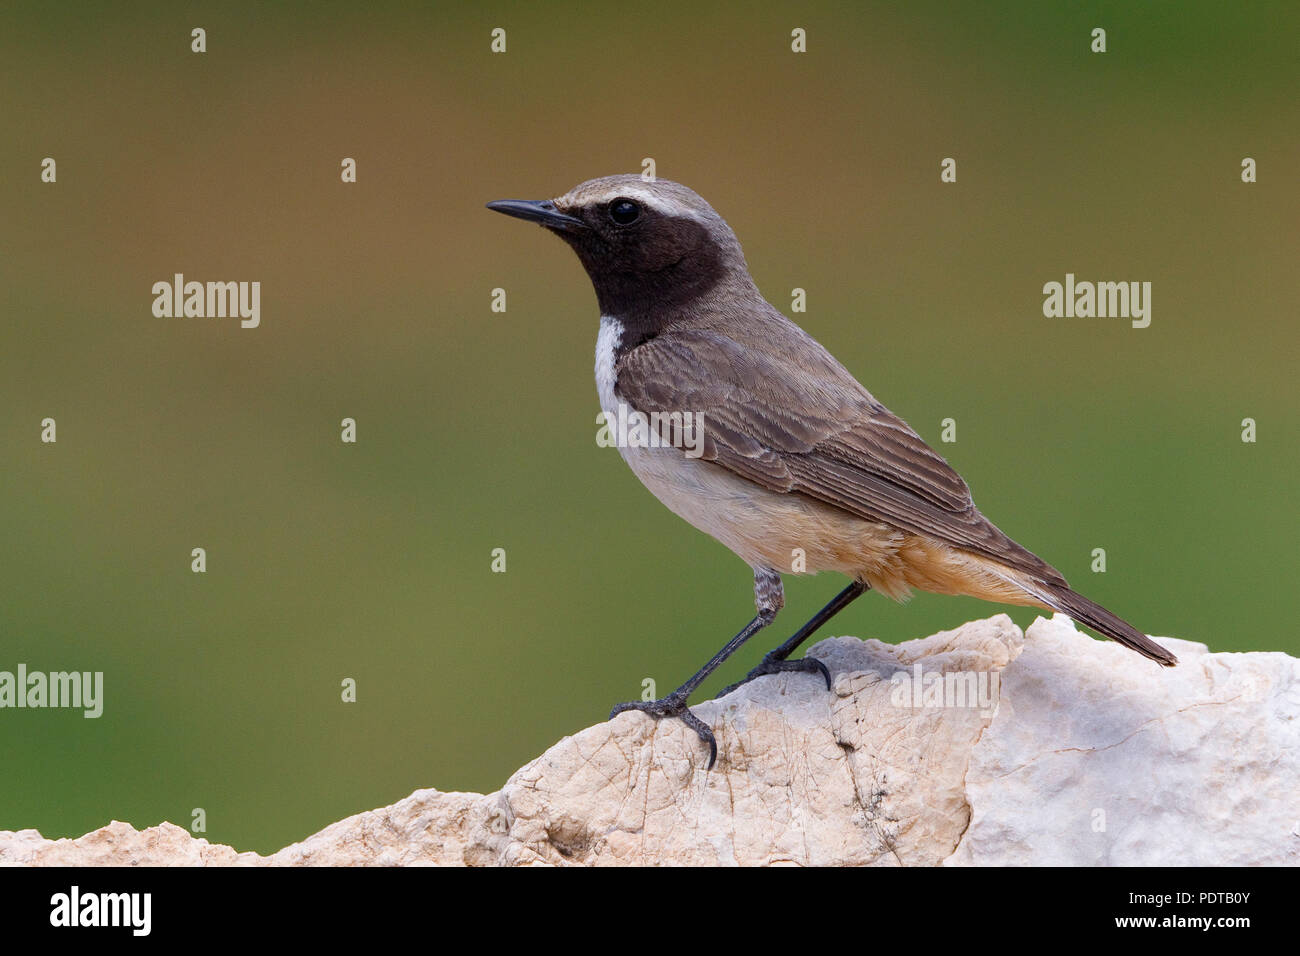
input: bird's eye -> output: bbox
[609,199,641,225]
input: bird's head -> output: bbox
[487,175,754,320]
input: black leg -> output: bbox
[609,568,783,769]
[715,579,870,699]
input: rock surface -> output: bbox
[3,614,1296,866]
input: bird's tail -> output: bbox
[908,544,1178,666]
[1035,582,1178,666]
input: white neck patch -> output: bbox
[594,316,624,414]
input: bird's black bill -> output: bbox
[486,199,586,232]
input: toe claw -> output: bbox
[606,694,717,768]
[714,654,832,699]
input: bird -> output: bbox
[487,175,1177,768]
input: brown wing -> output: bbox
[615,325,1067,587]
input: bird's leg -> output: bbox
[715,580,870,699]
[608,568,783,769]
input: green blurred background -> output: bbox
[1,1,1296,854]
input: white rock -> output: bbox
[946,614,1300,866]
[1,614,1295,866]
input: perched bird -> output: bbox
[488,175,1177,768]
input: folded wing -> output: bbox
[615,324,1068,588]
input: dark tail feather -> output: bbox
[1042,585,1178,666]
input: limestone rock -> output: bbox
[947,615,1300,866]
[2,614,1295,866]
[0,821,243,867]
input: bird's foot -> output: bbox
[609,692,717,769]
[714,653,831,700]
